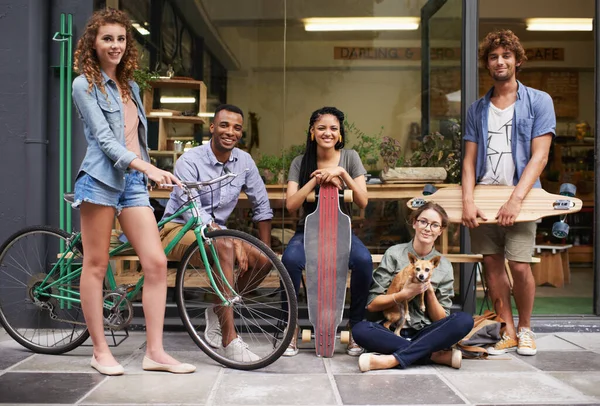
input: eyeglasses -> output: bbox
[415,218,442,231]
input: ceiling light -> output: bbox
[132,22,150,36]
[160,96,196,104]
[198,112,215,118]
[303,17,420,32]
[149,111,173,117]
[526,18,592,31]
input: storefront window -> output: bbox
[199,0,462,291]
[113,0,597,315]
[477,0,596,315]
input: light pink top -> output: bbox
[123,97,141,159]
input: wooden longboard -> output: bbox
[304,183,351,358]
[407,185,582,224]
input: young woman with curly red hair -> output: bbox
[72,8,195,375]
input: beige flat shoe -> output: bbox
[142,356,196,374]
[358,353,372,372]
[451,348,462,369]
[90,356,124,376]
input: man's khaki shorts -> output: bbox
[160,222,197,261]
[469,221,536,262]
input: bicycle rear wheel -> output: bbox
[0,226,89,354]
[175,229,297,370]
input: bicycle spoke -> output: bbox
[0,227,89,354]
[176,229,297,370]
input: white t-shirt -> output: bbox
[479,102,516,185]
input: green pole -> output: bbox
[66,14,73,233]
[58,14,65,241]
[57,14,66,305]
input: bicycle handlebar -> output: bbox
[159,168,249,190]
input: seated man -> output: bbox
[160,104,273,361]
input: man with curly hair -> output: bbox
[462,29,555,356]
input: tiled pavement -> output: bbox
[1,328,600,405]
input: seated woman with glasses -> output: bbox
[352,201,474,371]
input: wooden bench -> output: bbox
[111,252,540,288]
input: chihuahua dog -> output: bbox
[383,252,441,335]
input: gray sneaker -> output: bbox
[222,337,260,362]
[204,307,222,348]
[346,330,364,356]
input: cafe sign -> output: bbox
[334,46,565,61]
[334,47,460,60]
[525,48,564,61]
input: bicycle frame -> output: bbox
[34,193,240,311]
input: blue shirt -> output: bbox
[464,81,556,188]
[162,143,273,226]
[72,71,150,190]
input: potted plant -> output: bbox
[379,136,404,173]
[255,144,306,184]
[408,119,461,183]
[379,119,461,184]
[256,153,282,184]
[133,68,160,93]
[346,120,383,177]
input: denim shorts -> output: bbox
[72,170,152,216]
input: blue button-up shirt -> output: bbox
[464,80,556,188]
[72,71,150,190]
[162,143,273,227]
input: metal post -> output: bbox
[460,0,479,314]
[594,0,600,315]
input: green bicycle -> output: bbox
[0,172,297,370]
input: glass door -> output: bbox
[421,0,479,313]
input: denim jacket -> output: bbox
[464,80,556,188]
[72,71,150,190]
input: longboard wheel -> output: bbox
[307,191,316,203]
[559,183,577,197]
[552,221,570,239]
[343,189,353,203]
[340,330,350,344]
[423,184,437,195]
[301,329,312,343]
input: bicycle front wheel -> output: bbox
[176,229,297,370]
[0,226,89,354]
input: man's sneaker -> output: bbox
[517,328,537,356]
[346,330,364,356]
[204,307,222,348]
[283,326,299,357]
[487,333,517,355]
[222,337,260,362]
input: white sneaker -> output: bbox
[222,337,260,362]
[283,326,299,357]
[204,307,222,348]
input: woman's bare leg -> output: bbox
[118,206,183,365]
[80,203,119,366]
